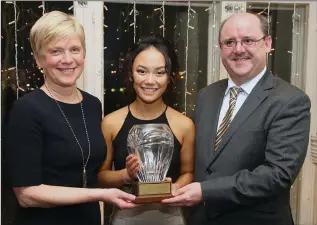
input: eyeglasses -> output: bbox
[220,36,267,49]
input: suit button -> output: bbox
[205,168,213,175]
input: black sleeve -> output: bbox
[5,98,43,187]
[97,98,103,120]
[91,95,103,120]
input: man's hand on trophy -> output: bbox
[102,188,137,209]
[126,154,140,180]
[161,182,202,207]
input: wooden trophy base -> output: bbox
[131,180,173,204]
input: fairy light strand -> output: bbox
[128,1,138,43]
[42,1,45,15]
[129,1,138,43]
[292,3,296,35]
[267,2,270,36]
[133,1,136,43]
[184,1,195,114]
[154,1,165,36]
[291,3,297,84]
[184,1,190,114]
[14,1,20,99]
[212,1,217,79]
[38,2,45,14]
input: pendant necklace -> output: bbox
[45,84,91,188]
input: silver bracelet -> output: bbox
[123,172,132,184]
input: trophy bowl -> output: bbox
[127,124,174,203]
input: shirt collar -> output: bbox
[225,67,267,96]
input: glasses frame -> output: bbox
[219,36,268,49]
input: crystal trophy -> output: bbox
[127,124,174,203]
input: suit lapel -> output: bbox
[207,71,275,165]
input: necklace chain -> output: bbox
[44,84,91,188]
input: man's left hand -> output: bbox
[162,182,202,207]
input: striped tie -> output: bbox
[215,87,242,151]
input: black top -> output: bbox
[5,88,106,225]
[112,105,181,183]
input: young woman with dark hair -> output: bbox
[98,35,195,225]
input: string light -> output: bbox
[290,3,301,85]
[38,2,45,15]
[154,0,165,37]
[267,2,270,36]
[267,2,271,59]
[211,1,218,81]
[183,1,196,115]
[292,3,297,36]
[129,0,138,44]
[42,1,45,15]
[14,1,20,99]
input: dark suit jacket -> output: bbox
[189,70,311,225]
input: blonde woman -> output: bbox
[5,11,135,225]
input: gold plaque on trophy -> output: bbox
[131,180,173,203]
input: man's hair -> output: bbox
[218,13,269,43]
[30,11,85,58]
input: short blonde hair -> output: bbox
[30,11,85,57]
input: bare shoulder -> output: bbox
[102,106,129,136]
[166,107,195,134]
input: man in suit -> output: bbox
[162,12,311,225]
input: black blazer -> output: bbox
[189,70,311,225]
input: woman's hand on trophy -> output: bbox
[126,154,140,180]
[102,188,137,209]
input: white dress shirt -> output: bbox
[217,67,267,131]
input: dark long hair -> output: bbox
[123,34,179,105]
